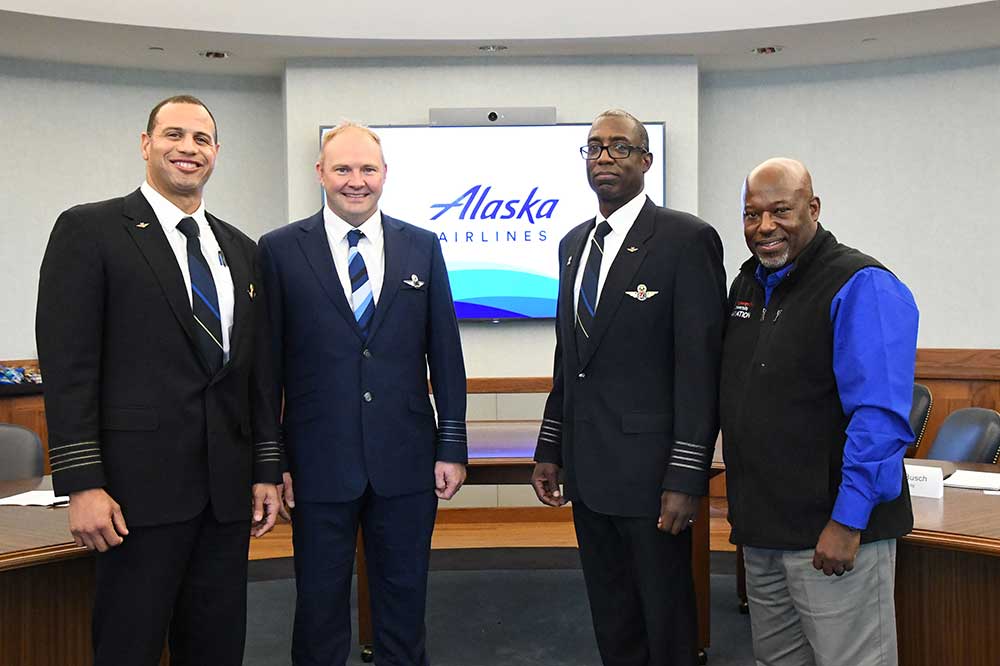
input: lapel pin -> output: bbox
[626,246,638,253]
[625,284,659,302]
[248,283,256,300]
[136,222,150,229]
[403,274,425,289]
[567,255,573,266]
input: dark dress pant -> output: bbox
[92,504,251,666]
[573,499,697,666]
[292,485,438,666]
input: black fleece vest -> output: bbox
[720,226,913,550]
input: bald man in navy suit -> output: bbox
[258,123,468,666]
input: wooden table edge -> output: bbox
[902,529,1000,557]
[0,541,88,572]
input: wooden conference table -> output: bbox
[2,448,998,665]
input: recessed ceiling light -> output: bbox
[750,46,784,55]
[478,45,508,53]
[148,46,165,52]
[198,50,231,59]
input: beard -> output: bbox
[756,247,790,269]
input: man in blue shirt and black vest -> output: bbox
[721,158,918,666]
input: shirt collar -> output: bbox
[597,189,646,235]
[140,181,208,232]
[754,260,796,288]
[323,205,383,245]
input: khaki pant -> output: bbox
[743,539,898,666]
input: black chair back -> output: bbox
[907,383,933,455]
[0,423,44,481]
[925,408,1000,464]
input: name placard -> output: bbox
[905,463,944,499]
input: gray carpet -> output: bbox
[245,550,753,665]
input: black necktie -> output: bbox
[177,217,224,374]
[575,220,613,358]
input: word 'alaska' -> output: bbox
[430,185,558,224]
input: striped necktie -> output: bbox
[177,217,224,374]
[575,220,613,358]
[347,229,375,338]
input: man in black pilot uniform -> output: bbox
[36,95,282,666]
[531,109,727,666]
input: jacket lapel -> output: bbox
[296,210,362,339]
[579,198,657,368]
[120,189,207,372]
[366,214,411,342]
[209,214,247,382]
[561,220,593,367]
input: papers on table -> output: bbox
[943,470,1000,492]
[0,490,69,506]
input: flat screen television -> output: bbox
[319,123,666,320]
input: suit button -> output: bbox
[577,372,586,379]
[362,349,372,359]
[363,391,373,402]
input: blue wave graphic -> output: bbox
[456,296,555,319]
[450,269,558,319]
[449,269,558,299]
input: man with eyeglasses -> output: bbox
[531,109,727,666]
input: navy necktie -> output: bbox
[177,217,224,374]
[347,229,375,338]
[575,220,613,358]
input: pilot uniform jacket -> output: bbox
[36,189,281,527]
[256,211,467,502]
[534,198,727,517]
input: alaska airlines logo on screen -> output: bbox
[430,185,558,224]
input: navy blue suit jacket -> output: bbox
[257,210,467,502]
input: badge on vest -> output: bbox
[403,274,425,289]
[625,284,658,301]
[730,300,752,319]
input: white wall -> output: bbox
[700,48,1000,348]
[0,57,285,359]
[283,56,701,377]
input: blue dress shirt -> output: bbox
[755,264,919,530]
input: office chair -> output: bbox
[924,408,1000,464]
[0,423,44,481]
[906,383,933,457]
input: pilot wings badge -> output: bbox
[625,284,659,302]
[403,274,425,289]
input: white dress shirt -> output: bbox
[323,206,385,308]
[573,190,647,311]
[140,181,235,358]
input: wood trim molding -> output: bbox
[7,349,998,392]
[0,359,39,369]
[915,349,1000,381]
[466,377,552,394]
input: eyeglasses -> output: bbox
[580,142,647,160]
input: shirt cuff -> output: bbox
[831,482,877,531]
